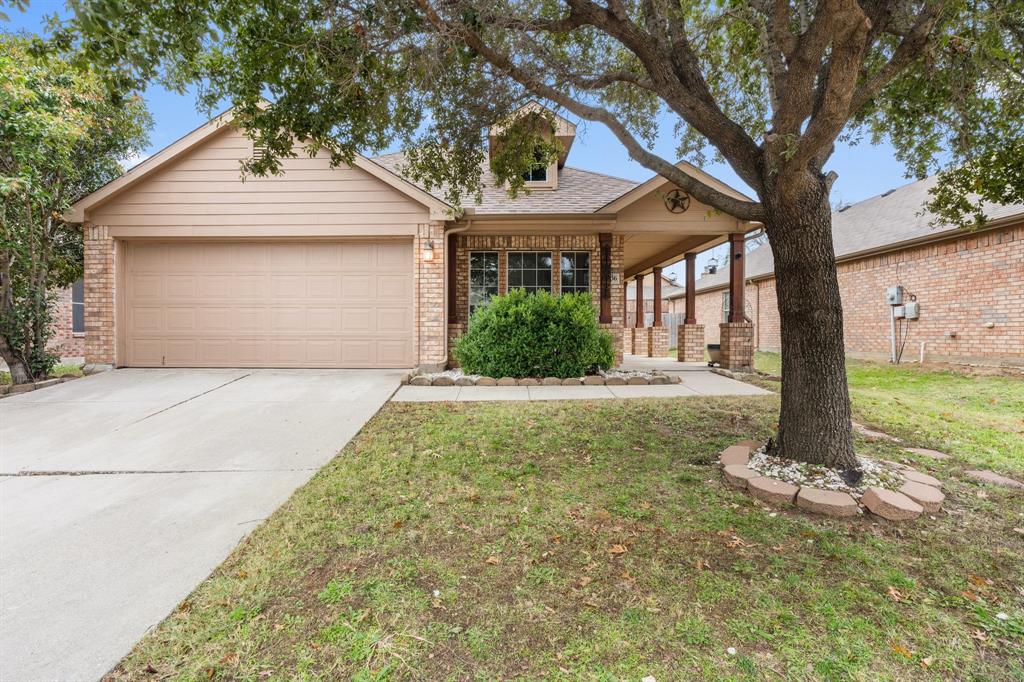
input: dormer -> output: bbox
[488,102,576,191]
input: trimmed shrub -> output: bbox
[453,289,615,378]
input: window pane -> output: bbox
[523,252,536,269]
[538,269,550,287]
[576,253,590,270]
[561,271,574,287]
[72,278,85,303]
[72,303,85,333]
[509,270,522,288]
[508,252,521,269]
[578,269,590,287]
[561,255,572,272]
[540,253,552,269]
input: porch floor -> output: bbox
[618,354,711,372]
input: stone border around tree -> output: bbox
[402,371,682,387]
[719,441,946,521]
[0,374,81,398]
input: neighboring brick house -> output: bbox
[47,280,86,359]
[64,103,759,372]
[624,273,683,324]
[666,176,1024,366]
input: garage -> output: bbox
[124,240,414,368]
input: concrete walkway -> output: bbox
[1,368,402,682]
[392,366,770,402]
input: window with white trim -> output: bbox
[507,251,553,294]
[559,251,590,295]
[469,252,499,316]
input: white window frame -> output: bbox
[507,251,553,294]
[559,251,591,295]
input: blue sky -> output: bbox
[5,1,921,279]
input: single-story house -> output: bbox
[662,176,1024,366]
[65,103,760,371]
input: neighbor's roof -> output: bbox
[373,152,638,215]
[669,175,1024,296]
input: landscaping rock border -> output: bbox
[718,440,946,522]
[401,370,682,387]
[0,374,81,398]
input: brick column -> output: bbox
[719,322,754,370]
[83,224,116,368]
[415,222,447,371]
[677,324,705,362]
[648,326,669,357]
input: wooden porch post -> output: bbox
[685,252,697,324]
[622,278,629,327]
[635,273,645,328]
[652,266,663,326]
[728,233,745,323]
[599,233,612,323]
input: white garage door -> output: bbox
[124,241,414,368]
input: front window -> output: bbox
[522,147,549,183]
[560,252,590,295]
[469,252,499,316]
[72,278,85,333]
[508,251,552,294]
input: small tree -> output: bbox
[0,33,150,383]
[67,0,1023,468]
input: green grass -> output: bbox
[109,378,1024,681]
[754,352,1024,473]
[0,362,83,385]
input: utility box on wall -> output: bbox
[886,285,904,306]
[904,301,920,320]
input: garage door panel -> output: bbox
[125,241,414,368]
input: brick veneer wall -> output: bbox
[692,223,1024,365]
[83,224,116,366]
[451,233,626,364]
[719,322,754,370]
[47,286,85,358]
[416,221,448,370]
[677,324,704,362]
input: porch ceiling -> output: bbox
[621,232,727,279]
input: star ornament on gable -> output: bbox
[664,189,691,214]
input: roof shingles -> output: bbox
[677,175,1024,295]
[372,152,637,214]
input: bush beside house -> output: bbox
[453,290,614,378]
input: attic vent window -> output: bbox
[252,145,269,160]
[522,148,549,183]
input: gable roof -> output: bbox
[373,152,637,215]
[598,159,754,214]
[670,174,1024,296]
[65,110,454,223]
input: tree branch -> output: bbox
[415,0,765,221]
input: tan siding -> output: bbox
[614,180,741,233]
[90,127,430,233]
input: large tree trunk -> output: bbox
[763,174,858,470]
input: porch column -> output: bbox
[649,266,668,357]
[685,252,697,324]
[652,266,663,325]
[720,232,753,370]
[635,273,645,328]
[727,232,745,323]
[677,252,704,363]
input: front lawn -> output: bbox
[755,352,1024,473]
[110,374,1023,680]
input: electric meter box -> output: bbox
[893,305,906,319]
[904,301,920,320]
[886,285,904,305]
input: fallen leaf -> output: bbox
[890,643,913,658]
[608,544,628,555]
[620,569,636,582]
[393,520,403,529]
[920,657,933,668]
[887,586,907,602]
[220,652,239,665]
[968,575,993,587]
[577,576,593,588]
[485,555,501,565]
[971,629,988,642]
[960,590,979,602]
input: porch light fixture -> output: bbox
[422,240,435,262]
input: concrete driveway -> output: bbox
[0,368,402,681]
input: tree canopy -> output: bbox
[65,0,1024,225]
[0,31,150,380]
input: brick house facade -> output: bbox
[47,282,85,359]
[66,104,750,371]
[666,177,1024,366]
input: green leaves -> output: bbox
[453,290,614,379]
[0,32,150,380]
